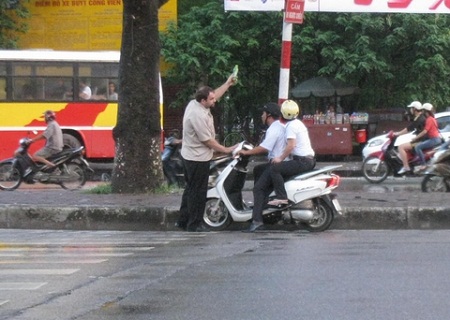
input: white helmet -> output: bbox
[281,100,299,120]
[407,101,422,110]
[422,103,433,111]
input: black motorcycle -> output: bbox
[421,147,450,192]
[0,138,93,191]
[162,136,184,187]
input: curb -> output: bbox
[2,205,450,231]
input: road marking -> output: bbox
[0,259,108,264]
[0,246,155,252]
[0,282,47,290]
[0,300,9,306]
[0,269,79,275]
[0,252,133,258]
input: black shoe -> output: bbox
[242,223,264,233]
[174,221,187,230]
[188,225,210,233]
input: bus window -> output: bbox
[35,64,73,77]
[91,78,119,101]
[14,78,44,100]
[0,78,6,100]
[81,63,118,78]
[45,78,72,100]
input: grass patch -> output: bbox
[84,183,112,194]
[83,183,183,195]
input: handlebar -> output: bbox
[232,141,254,158]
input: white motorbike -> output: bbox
[203,142,343,232]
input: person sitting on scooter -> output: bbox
[410,103,443,171]
[27,110,63,168]
[266,100,316,207]
[162,130,182,186]
[396,101,426,175]
[238,102,286,232]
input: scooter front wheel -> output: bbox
[203,198,232,231]
[362,156,390,183]
[421,174,450,192]
[0,162,22,191]
[302,198,334,232]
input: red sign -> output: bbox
[284,0,305,24]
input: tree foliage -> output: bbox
[0,0,29,48]
[111,0,168,194]
[161,1,450,127]
[161,1,284,134]
[293,13,450,111]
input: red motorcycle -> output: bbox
[362,131,438,183]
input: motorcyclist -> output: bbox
[162,130,182,186]
[238,102,286,232]
[395,101,426,174]
[27,110,63,168]
[411,103,443,171]
[267,100,315,206]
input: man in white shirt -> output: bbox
[238,102,286,232]
[268,100,315,207]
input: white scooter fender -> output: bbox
[207,157,254,223]
[285,165,342,203]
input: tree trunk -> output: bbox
[111,0,168,194]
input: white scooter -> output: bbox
[203,142,343,232]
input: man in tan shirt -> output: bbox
[176,75,236,232]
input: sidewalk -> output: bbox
[0,162,449,231]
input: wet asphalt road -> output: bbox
[2,229,450,320]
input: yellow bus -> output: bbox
[0,50,163,160]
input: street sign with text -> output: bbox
[284,0,306,24]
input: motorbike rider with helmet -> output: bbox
[238,102,286,232]
[411,102,443,171]
[162,130,182,186]
[27,110,63,168]
[396,101,426,174]
[267,100,315,207]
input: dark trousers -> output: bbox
[178,158,210,230]
[269,157,315,200]
[162,160,178,186]
[251,163,274,224]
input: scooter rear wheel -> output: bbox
[203,198,232,231]
[302,198,334,232]
[362,155,390,183]
[421,174,450,192]
[0,162,22,191]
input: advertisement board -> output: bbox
[19,0,177,51]
[225,0,450,13]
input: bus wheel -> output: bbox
[63,134,81,150]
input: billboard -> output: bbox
[19,0,177,51]
[224,0,450,13]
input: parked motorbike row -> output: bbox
[362,130,450,192]
[0,137,93,191]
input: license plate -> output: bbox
[332,198,343,215]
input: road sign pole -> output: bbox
[278,0,305,105]
[278,20,292,105]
